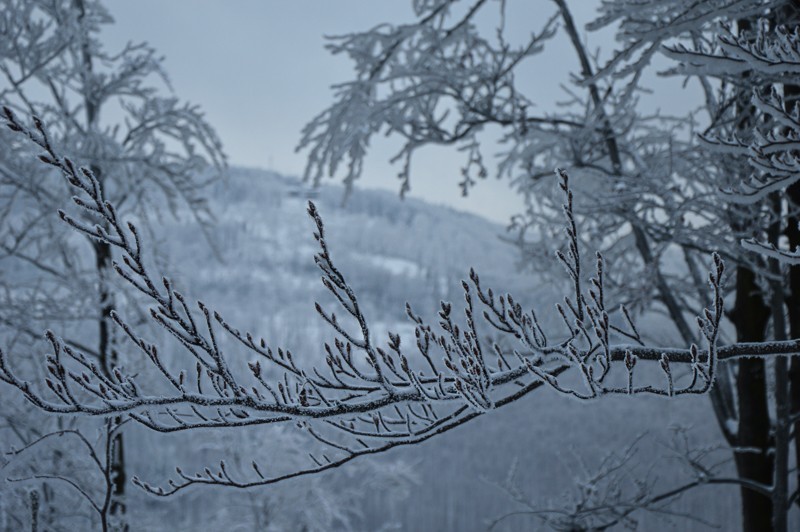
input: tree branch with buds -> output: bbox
[2,108,800,497]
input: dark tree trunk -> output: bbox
[727,16,775,529]
[29,490,39,532]
[732,265,773,532]
[767,194,789,532]
[73,0,127,522]
[93,235,126,523]
[788,182,800,507]
[780,81,800,509]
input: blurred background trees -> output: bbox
[0,0,224,528]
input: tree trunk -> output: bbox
[728,16,775,529]
[73,0,127,523]
[787,182,800,508]
[732,265,773,531]
[29,490,39,532]
[768,194,789,532]
[93,235,126,525]
[781,85,800,511]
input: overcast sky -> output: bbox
[102,1,690,224]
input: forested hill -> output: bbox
[162,166,545,348]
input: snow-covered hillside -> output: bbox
[159,167,552,358]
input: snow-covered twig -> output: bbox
[2,108,798,496]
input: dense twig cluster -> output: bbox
[665,20,800,264]
[297,0,560,196]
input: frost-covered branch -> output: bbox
[664,16,800,264]
[297,0,559,196]
[3,109,800,496]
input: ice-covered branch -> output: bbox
[296,0,559,196]
[2,109,798,496]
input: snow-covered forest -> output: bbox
[2,1,800,531]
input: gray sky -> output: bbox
[103,1,690,224]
